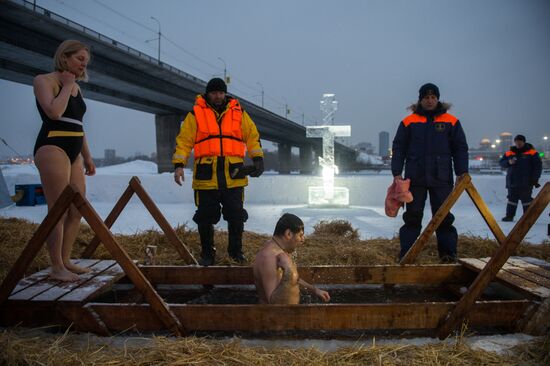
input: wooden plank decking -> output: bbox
[459,257,550,300]
[8,259,125,303]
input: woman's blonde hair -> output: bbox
[53,40,90,81]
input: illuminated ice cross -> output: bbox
[306,125,351,206]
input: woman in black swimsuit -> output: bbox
[33,40,96,281]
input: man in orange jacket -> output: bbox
[391,83,468,263]
[172,78,264,265]
[499,135,542,221]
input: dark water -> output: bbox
[98,284,460,305]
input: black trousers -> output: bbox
[399,185,457,259]
[506,187,533,218]
[192,187,248,225]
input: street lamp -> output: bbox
[297,107,305,125]
[148,17,161,62]
[217,57,227,83]
[256,82,264,107]
[282,97,290,119]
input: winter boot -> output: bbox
[227,220,246,263]
[439,254,458,264]
[502,202,517,222]
[198,223,215,266]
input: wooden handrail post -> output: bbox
[73,191,186,336]
[437,182,550,339]
[129,177,198,265]
[81,182,135,258]
[0,185,77,304]
[400,173,471,264]
[465,183,506,246]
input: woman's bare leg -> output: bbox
[62,155,89,274]
[35,146,79,281]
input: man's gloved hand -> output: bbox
[250,157,264,177]
[531,179,541,188]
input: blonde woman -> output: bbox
[33,40,95,281]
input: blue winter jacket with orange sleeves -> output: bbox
[391,102,469,187]
[499,143,542,188]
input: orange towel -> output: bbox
[385,178,413,217]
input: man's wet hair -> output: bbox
[273,213,304,236]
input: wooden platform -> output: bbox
[8,259,124,303]
[459,257,550,300]
[1,178,548,338]
[1,260,548,336]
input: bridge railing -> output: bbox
[9,0,205,85]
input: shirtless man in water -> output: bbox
[253,213,330,304]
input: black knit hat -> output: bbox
[514,134,526,142]
[206,78,227,93]
[418,83,440,100]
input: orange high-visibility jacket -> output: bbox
[193,96,245,158]
[172,95,263,190]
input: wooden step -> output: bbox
[9,259,125,303]
[459,257,550,300]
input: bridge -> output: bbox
[0,0,357,173]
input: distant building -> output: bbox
[105,149,116,159]
[104,149,116,164]
[355,142,375,155]
[379,131,390,157]
[479,138,491,151]
[500,132,513,152]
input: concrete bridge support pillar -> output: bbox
[278,143,292,174]
[299,145,314,175]
[155,114,185,173]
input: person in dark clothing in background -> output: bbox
[499,135,542,222]
[391,83,469,263]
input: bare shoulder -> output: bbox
[33,73,49,87]
[33,73,58,93]
[34,72,57,84]
[254,242,277,267]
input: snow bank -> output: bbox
[1,161,549,242]
[356,152,384,166]
[95,160,158,175]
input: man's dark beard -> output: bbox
[212,99,227,113]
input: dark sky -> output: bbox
[1,0,549,158]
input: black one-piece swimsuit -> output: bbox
[34,90,87,163]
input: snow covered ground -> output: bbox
[1,160,548,243]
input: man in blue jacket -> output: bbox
[499,135,542,222]
[391,83,469,263]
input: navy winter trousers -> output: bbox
[505,187,533,218]
[399,185,457,259]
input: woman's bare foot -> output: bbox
[64,261,91,274]
[49,268,80,282]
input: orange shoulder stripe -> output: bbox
[434,113,458,125]
[523,149,538,156]
[402,114,426,127]
[505,151,516,157]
